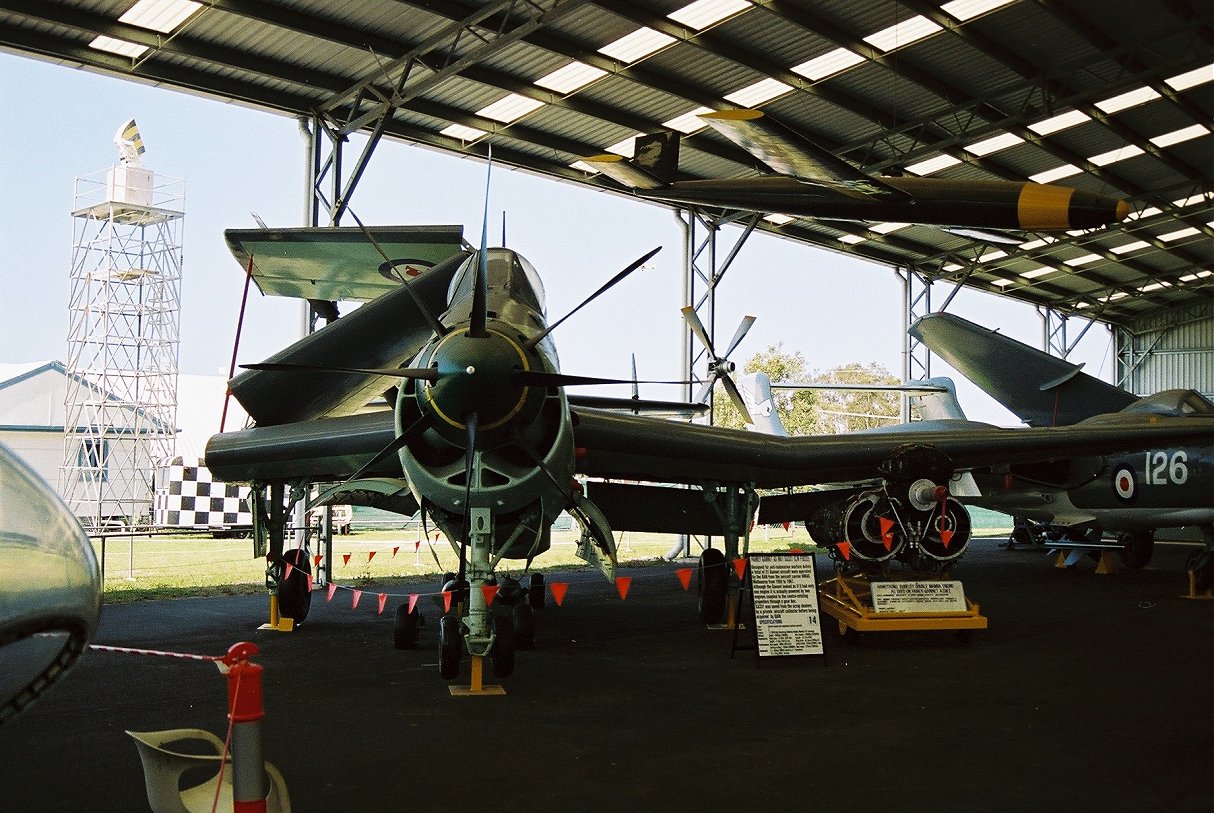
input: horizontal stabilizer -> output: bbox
[699,109,908,200]
[583,153,666,190]
[910,313,1137,426]
[225,225,465,302]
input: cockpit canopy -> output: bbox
[447,248,545,315]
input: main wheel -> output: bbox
[513,602,536,649]
[529,573,546,610]
[393,603,421,649]
[277,548,312,624]
[1118,531,1155,569]
[697,548,727,624]
[438,613,462,680]
[491,613,516,678]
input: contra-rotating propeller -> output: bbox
[681,307,756,424]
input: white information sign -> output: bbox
[870,580,968,614]
[749,554,824,657]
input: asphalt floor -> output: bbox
[1,537,1211,812]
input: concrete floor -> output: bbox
[1,537,1211,812]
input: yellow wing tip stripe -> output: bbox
[1017,183,1074,231]
[701,108,765,122]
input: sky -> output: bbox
[0,53,1121,428]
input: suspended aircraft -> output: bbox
[908,312,1214,568]
[205,209,1210,683]
[587,108,1130,234]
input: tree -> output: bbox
[810,362,901,433]
[710,343,821,432]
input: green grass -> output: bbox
[94,513,1014,604]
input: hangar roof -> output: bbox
[3,0,1210,328]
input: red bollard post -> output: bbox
[223,642,268,812]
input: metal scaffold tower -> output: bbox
[60,121,184,529]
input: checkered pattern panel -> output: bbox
[154,461,252,528]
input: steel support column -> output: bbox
[898,265,932,422]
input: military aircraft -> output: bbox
[0,441,101,723]
[909,312,1214,568]
[587,108,1129,234]
[205,219,1211,683]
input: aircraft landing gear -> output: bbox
[1118,530,1155,569]
[277,547,312,624]
[490,613,516,678]
[394,603,421,649]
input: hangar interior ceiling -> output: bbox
[2,0,1211,345]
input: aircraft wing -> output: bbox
[206,405,1213,492]
[225,225,465,303]
[909,312,1138,426]
[698,109,909,200]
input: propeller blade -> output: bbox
[693,379,715,404]
[509,427,568,494]
[470,151,492,338]
[720,315,756,360]
[681,306,716,359]
[240,362,438,382]
[347,208,448,338]
[456,411,478,584]
[525,246,662,350]
[630,354,640,402]
[720,372,754,425]
[341,414,430,485]
[512,370,691,388]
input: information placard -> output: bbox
[870,580,967,614]
[748,553,824,657]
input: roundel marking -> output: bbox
[1113,465,1136,501]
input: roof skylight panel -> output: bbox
[441,124,488,141]
[791,48,865,81]
[1150,124,1209,149]
[1095,86,1161,114]
[1030,164,1081,184]
[1028,110,1090,136]
[535,61,607,94]
[663,107,715,134]
[89,36,148,58]
[940,0,1016,21]
[905,154,961,176]
[1165,63,1214,91]
[668,0,752,31]
[724,78,794,107]
[476,94,545,124]
[964,132,1024,157]
[863,16,942,52]
[599,28,677,63]
[119,0,202,33]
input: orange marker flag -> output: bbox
[392,546,399,557]
[481,584,498,607]
[342,553,351,566]
[414,540,421,552]
[408,594,419,613]
[305,574,314,593]
[616,576,632,601]
[283,562,294,581]
[732,558,748,581]
[941,529,954,550]
[674,567,693,591]
[782,521,791,531]
[368,550,376,563]
[352,589,363,609]
[837,541,852,561]
[550,582,568,606]
[442,590,453,613]
[377,593,387,614]
[879,516,895,551]
[789,547,804,554]
[326,583,337,601]
[313,554,322,569]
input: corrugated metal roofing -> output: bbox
[1,0,1209,327]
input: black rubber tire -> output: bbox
[697,548,727,624]
[277,548,312,624]
[491,613,516,678]
[438,613,462,680]
[393,603,420,650]
[513,602,536,649]
[1118,531,1155,569]
[529,573,546,610]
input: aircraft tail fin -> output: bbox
[737,372,789,437]
[910,377,969,421]
[910,313,1136,426]
[584,131,680,189]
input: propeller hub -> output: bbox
[415,326,545,448]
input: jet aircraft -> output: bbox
[909,312,1214,568]
[205,225,1211,683]
[588,108,1130,233]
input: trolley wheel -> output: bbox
[438,613,462,680]
[491,613,516,678]
[277,548,312,624]
[697,548,727,624]
[393,602,420,650]
[529,572,546,610]
[1118,531,1155,569]
[513,602,536,649]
